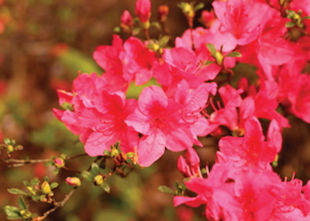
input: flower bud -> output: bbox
[135,0,151,23]
[41,181,52,194]
[54,157,65,168]
[121,10,133,27]
[214,51,224,65]
[158,5,169,22]
[20,210,32,219]
[94,174,104,186]
[201,10,215,28]
[65,177,81,187]
[6,144,14,153]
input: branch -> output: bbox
[33,189,76,221]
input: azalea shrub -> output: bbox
[2,0,310,220]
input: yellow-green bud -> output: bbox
[111,148,119,157]
[214,51,224,65]
[41,181,51,194]
[94,174,104,186]
[7,145,14,153]
[20,210,32,219]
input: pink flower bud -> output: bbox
[65,177,81,187]
[121,10,133,27]
[54,157,65,168]
[177,155,191,177]
[135,0,151,23]
[201,10,215,28]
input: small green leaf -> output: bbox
[4,206,22,220]
[206,43,217,56]
[50,182,59,189]
[204,60,214,66]
[303,16,310,20]
[151,22,161,30]
[194,3,204,11]
[30,178,40,186]
[285,21,295,28]
[17,197,27,210]
[226,51,242,57]
[81,171,92,182]
[8,188,27,196]
[100,182,110,193]
[158,185,174,194]
[4,138,11,145]
[159,36,170,48]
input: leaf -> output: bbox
[158,185,174,194]
[303,16,310,20]
[151,22,161,30]
[194,3,204,11]
[50,182,59,189]
[285,22,295,28]
[17,197,27,210]
[226,51,242,57]
[100,182,110,193]
[8,188,27,196]
[30,178,40,186]
[206,43,217,56]
[159,36,170,48]
[4,206,22,220]
[81,170,92,182]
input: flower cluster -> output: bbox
[54,0,310,219]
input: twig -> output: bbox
[33,189,76,221]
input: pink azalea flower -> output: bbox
[218,117,282,169]
[213,0,272,46]
[120,37,156,85]
[54,73,138,156]
[126,86,198,166]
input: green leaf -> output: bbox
[151,22,161,30]
[194,3,204,11]
[30,178,40,186]
[17,197,27,210]
[206,43,217,56]
[303,16,310,20]
[81,170,92,182]
[50,182,59,189]
[8,188,27,196]
[158,185,174,194]
[4,206,22,220]
[204,60,214,66]
[159,36,170,48]
[126,78,160,99]
[226,51,242,57]
[100,182,110,193]
[4,138,11,145]
[285,21,295,28]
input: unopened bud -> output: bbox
[7,145,14,153]
[54,157,65,168]
[214,51,224,65]
[111,148,119,157]
[41,181,51,194]
[121,10,133,27]
[65,177,81,187]
[201,10,215,28]
[20,210,32,219]
[94,174,104,186]
[158,5,169,22]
